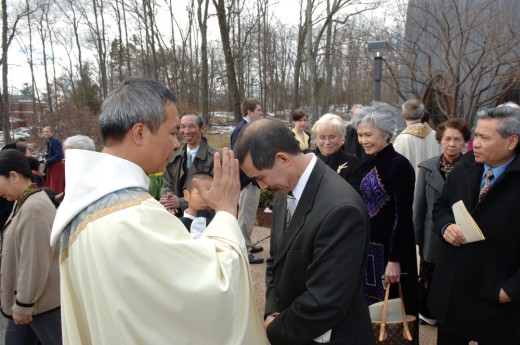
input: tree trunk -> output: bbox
[213,0,242,122]
[306,0,319,122]
[197,0,210,125]
[39,6,53,114]
[321,21,335,115]
[293,19,306,110]
[1,0,8,142]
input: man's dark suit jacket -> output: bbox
[430,151,520,344]
[265,158,375,345]
[231,118,258,189]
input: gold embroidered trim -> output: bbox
[401,123,432,139]
[60,193,151,262]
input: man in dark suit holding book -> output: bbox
[430,105,520,345]
[235,118,374,345]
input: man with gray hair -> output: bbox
[429,105,520,344]
[394,99,441,177]
[50,77,265,345]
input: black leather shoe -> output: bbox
[248,253,264,264]
[251,245,264,254]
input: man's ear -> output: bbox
[183,188,190,201]
[507,134,519,151]
[131,123,145,146]
[275,152,291,165]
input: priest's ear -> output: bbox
[130,123,146,146]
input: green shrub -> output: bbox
[148,173,163,199]
[259,189,274,209]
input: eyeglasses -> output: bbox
[316,135,340,142]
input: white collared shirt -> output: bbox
[183,211,197,220]
[187,145,200,162]
[289,153,317,209]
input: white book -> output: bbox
[452,200,485,243]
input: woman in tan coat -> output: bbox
[0,149,61,345]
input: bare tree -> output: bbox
[213,0,242,122]
[36,0,55,114]
[305,0,380,122]
[1,0,28,142]
[388,0,520,126]
[197,0,210,124]
[56,0,89,107]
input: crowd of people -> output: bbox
[0,76,519,345]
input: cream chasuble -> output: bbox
[52,150,265,345]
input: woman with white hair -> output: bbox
[62,135,96,152]
[54,135,96,205]
[312,113,362,191]
[353,103,418,325]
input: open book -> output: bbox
[452,200,485,243]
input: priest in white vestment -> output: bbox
[51,77,265,345]
[394,99,441,178]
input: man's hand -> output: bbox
[385,261,401,283]
[13,313,32,325]
[194,148,240,216]
[159,192,179,213]
[443,224,466,246]
[499,288,512,303]
[264,315,277,329]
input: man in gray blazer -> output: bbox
[235,118,375,345]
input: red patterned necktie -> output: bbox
[479,169,494,201]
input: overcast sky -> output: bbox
[6,0,394,94]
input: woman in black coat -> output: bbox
[312,113,362,192]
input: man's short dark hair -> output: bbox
[241,98,261,117]
[234,118,301,170]
[181,112,204,128]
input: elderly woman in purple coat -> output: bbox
[353,103,418,322]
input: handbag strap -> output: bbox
[379,281,413,342]
[378,282,392,341]
[398,281,413,341]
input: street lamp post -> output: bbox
[367,41,389,102]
